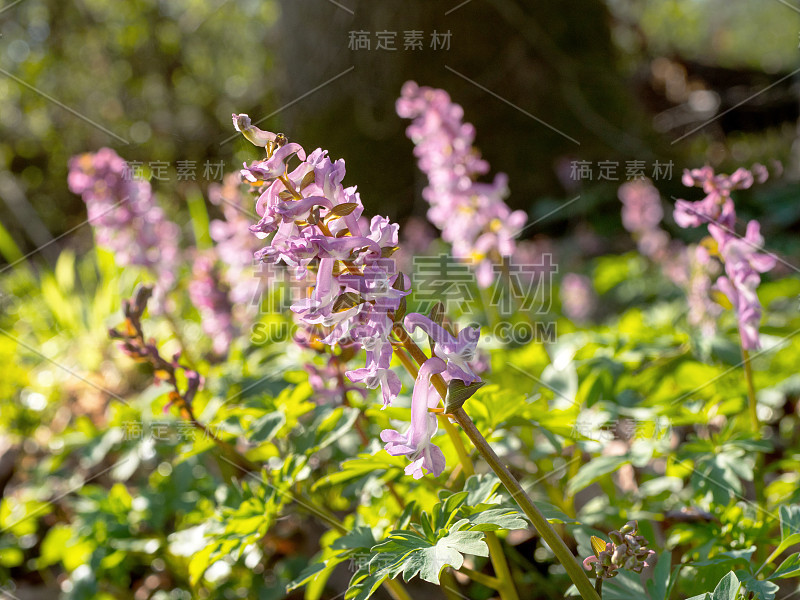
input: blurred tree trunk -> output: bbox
[277,0,671,227]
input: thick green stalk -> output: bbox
[384,578,414,600]
[741,347,758,433]
[458,566,501,590]
[451,407,601,600]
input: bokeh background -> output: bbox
[2,0,799,264]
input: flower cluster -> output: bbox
[188,254,236,357]
[686,244,723,336]
[233,114,482,478]
[583,521,654,579]
[615,179,726,335]
[673,165,775,349]
[560,273,596,323]
[618,179,669,259]
[396,81,527,287]
[68,148,180,307]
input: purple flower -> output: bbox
[232,113,278,147]
[714,221,776,350]
[396,81,527,288]
[380,357,448,479]
[346,342,402,407]
[673,166,775,350]
[673,166,755,231]
[404,314,481,384]
[618,179,664,238]
[231,115,468,476]
[188,253,236,356]
[68,148,180,310]
[560,274,596,323]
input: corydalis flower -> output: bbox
[68,148,180,308]
[233,114,409,409]
[188,254,236,357]
[713,221,776,350]
[674,165,758,229]
[233,115,484,477]
[397,81,527,287]
[674,165,775,350]
[381,358,447,479]
[404,313,481,385]
[618,179,668,259]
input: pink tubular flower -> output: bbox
[188,254,236,356]
[618,179,669,259]
[404,314,481,385]
[380,358,448,479]
[68,148,180,310]
[674,165,775,350]
[713,221,776,350]
[232,114,486,476]
[397,81,527,288]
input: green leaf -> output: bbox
[464,508,528,531]
[431,492,469,532]
[711,571,739,600]
[771,552,800,579]
[0,219,23,264]
[742,576,779,600]
[463,474,502,506]
[691,547,755,568]
[186,186,213,249]
[373,530,489,584]
[249,411,285,444]
[312,453,406,490]
[346,567,389,600]
[645,552,672,600]
[306,406,360,453]
[531,501,579,525]
[306,562,339,600]
[601,568,646,600]
[332,527,378,552]
[286,562,327,592]
[780,505,800,543]
[396,501,417,530]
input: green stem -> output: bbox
[459,565,502,590]
[439,569,463,600]
[741,344,765,528]
[384,578,414,600]
[451,407,601,600]
[755,545,783,577]
[741,347,758,433]
[485,530,521,600]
